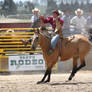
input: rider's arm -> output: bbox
[40,16,53,23]
[54,18,64,38]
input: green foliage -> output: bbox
[2,0,17,16]
[46,0,58,14]
[24,1,34,13]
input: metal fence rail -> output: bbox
[0,29,41,55]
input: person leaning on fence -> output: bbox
[87,9,92,28]
[70,9,87,34]
[62,9,71,37]
[26,8,40,55]
[86,9,92,40]
[40,10,64,55]
[27,8,40,32]
[31,8,40,29]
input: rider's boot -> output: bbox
[48,48,54,55]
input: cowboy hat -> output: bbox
[6,29,14,33]
[58,10,64,16]
[52,10,60,16]
[32,8,40,13]
[75,8,83,15]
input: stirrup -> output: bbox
[48,49,53,55]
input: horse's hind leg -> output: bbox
[37,69,51,84]
[75,57,86,72]
[68,57,86,81]
[68,57,78,80]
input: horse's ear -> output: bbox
[37,28,40,34]
[35,28,40,34]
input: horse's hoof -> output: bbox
[36,81,44,84]
[68,77,72,81]
[65,80,70,82]
[44,80,50,83]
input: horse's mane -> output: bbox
[40,31,51,40]
[32,18,51,40]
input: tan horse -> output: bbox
[31,28,91,84]
[24,18,91,84]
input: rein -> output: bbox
[39,30,51,39]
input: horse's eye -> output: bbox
[36,37,39,41]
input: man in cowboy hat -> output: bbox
[28,8,40,42]
[31,8,40,26]
[26,8,40,55]
[40,10,64,55]
[70,8,87,34]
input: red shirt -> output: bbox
[41,16,64,30]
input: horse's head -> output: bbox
[31,30,40,50]
[31,18,50,50]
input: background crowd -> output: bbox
[30,7,92,40]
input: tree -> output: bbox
[2,0,17,16]
[24,1,34,13]
[18,1,23,7]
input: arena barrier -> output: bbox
[0,28,39,31]
[0,28,58,72]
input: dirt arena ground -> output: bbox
[0,71,92,92]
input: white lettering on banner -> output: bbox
[8,55,45,71]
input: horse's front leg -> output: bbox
[44,69,51,83]
[37,69,51,84]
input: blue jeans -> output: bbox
[51,34,60,49]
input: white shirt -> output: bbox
[30,15,39,23]
[70,16,87,30]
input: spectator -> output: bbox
[27,8,40,55]
[62,9,71,37]
[31,8,40,28]
[86,9,92,28]
[86,9,92,40]
[6,29,15,39]
[5,29,16,53]
[27,8,40,32]
[6,29,15,33]
[70,9,87,35]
